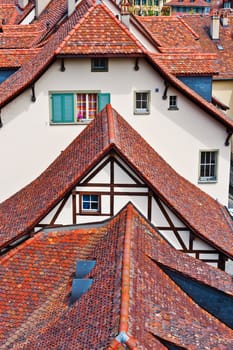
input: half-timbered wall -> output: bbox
[37,153,233,273]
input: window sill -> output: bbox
[168,107,179,111]
[134,111,150,115]
[80,211,100,215]
[198,179,217,184]
[50,120,92,125]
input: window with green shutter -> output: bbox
[51,93,74,123]
[50,92,110,124]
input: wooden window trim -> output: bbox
[79,192,101,215]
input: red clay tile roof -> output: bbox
[136,15,201,53]
[0,0,94,106]
[0,105,232,259]
[148,53,219,75]
[137,12,233,80]
[0,48,39,67]
[167,0,210,7]
[183,12,233,80]
[56,3,145,55]
[1,203,233,349]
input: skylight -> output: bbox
[216,44,224,51]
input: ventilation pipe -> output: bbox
[220,12,228,27]
[120,0,131,28]
[35,0,51,18]
[68,0,77,16]
[18,0,29,7]
[210,10,220,40]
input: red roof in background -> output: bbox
[184,11,233,80]
[137,15,202,53]
[0,1,34,25]
[56,3,145,55]
[1,203,233,349]
[149,53,219,75]
[0,0,93,105]
[0,105,232,258]
[167,0,209,7]
[136,11,233,80]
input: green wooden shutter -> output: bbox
[98,93,110,112]
[51,93,74,123]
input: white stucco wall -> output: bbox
[0,57,230,205]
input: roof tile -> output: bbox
[1,204,233,348]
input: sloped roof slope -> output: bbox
[56,3,145,55]
[137,12,233,80]
[0,104,233,259]
[1,203,233,349]
[0,0,94,107]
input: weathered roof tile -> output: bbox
[1,203,233,348]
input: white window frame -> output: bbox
[134,90,151,114]
[80,193,101,214]
[198,150,218,183]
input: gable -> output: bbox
[31,151,233,272]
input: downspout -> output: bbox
[108,204,140,350]
[162,80,169,100]
[225,128,232,146]
[0,110,2,128]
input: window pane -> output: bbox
[83,194,90,201]
[135,92,149,112]
[77,93,98,120]
[82,194,99,212]
[199,151,217,181]
[91,58,108,71]
[77,94,87,119]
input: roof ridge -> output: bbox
[108,203,140,349]
[106,104,117,144]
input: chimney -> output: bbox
[220,12,228,27]
[35,0,51,18]
[210,10,220,40]
[18,0,29,7]
[120,0,131,28]
[68,0,77,16]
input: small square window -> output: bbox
[168,96,178,110]
[199,151,218,182]
[80,194,100,214]
[134,91,150,114]
[91,58,108,72]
